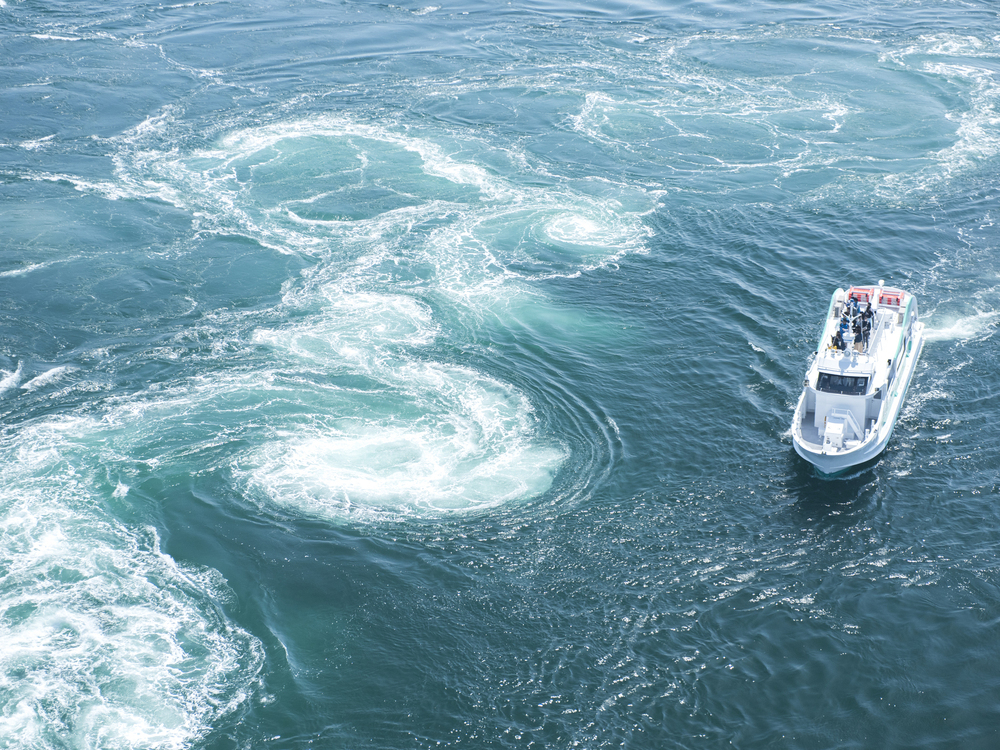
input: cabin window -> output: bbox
[816,373,869,395]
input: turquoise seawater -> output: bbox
[2,0,1000,747]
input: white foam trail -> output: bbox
[0,263,51,277]
[15,170,136,201]
[110,111,652,275]
[557,29,1000,205]
[29,34,81,41]
[924,309,999,343]
[21,365,73,392]
[20,135,56,151]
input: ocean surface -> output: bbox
[2,0,1000,747]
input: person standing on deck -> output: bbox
[861,301,874,348]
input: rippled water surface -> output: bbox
[3,0,1000,747]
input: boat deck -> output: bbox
[797,413,823,449]
[797,410,875,451]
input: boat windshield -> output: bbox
[816,373,868,395]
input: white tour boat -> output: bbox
[791,281,925,474]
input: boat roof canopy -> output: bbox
[817,352,875,375]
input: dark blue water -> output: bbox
[3,0,1000,747]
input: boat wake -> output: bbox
[923,309,999,344]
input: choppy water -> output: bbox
[3,0,1000,747]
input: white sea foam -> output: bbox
[21,365,73,392]
[0,262,51,277]
[558,28,1000,206]
[21,135,56,151]
[0,363,23,395]
[30,34,81,41]
[0,418,264,750]
[244,288,567,518]
[103,110,653,518]
[16,170,137,201]
[920,61,1000,181]
[243,361,566,518]
[256,291,439,356]
[111,110,651,273]
[870,34,1000,197]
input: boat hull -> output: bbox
[791,285,924,475]
[793,417,894,475]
